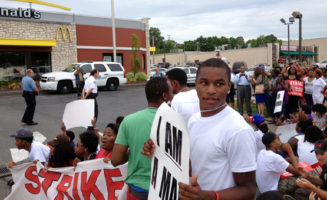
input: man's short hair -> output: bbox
[145,77,169,103]
[90,69,98,76]
[262,131,278,148]
[196,58,231,81]
[20,137,34,143]
[166,68,187,86]
[26,69,33,74]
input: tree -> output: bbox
[130,34,141,74]
[184,40,196,51]
[149,27,165,53]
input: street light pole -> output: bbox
[280,18,294,63]
[111,0,117,62]
[292,11,303,64]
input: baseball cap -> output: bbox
[311,140,327,153]
[250,113,265,125]
[10,128,33,138]
[47,134,70,147]
[262,131,281,147]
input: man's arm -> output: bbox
[297,178,327,199]
[111,144,129,167]
[297,167,323,186]
[83,88,93,99]
[179,171,256,200]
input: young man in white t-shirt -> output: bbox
[7,127,50,168]
[256,132,300,193]
[166,68,200,124]
[143,58,257,199]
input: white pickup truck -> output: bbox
[40,61,127,94]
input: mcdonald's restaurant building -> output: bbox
[0,7,150,82]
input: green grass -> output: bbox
[232,101,270,118]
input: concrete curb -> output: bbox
[0,83,146,96]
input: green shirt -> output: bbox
[115,108,157,190]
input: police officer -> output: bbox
[74,66,86,98]
[82,69,99,119]
[21,69,39,125]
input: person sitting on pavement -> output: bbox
[95,123,118,160]
[249,113,269,156]
[312,104,326,130]
[47,134,76,168]
[288,118,313,156]
[8,127,50,168]
[289,125,324,165]
[256,131,300,194]
[296,140,327,199]
[166,68,200,124]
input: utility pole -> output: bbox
[111,0,117,62]
[152,36,155,65]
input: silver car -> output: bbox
[176,67,197,85]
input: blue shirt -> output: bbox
[234,72,251,86]
[22,76,36,92]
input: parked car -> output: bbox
[247,64,273,76]
[157,62,170,69]
[315,60,327,68]
[232,61,247,74]
[40,61,126,94]
[170,66,197,85]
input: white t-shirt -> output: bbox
[84,76,98,94]
[171,90,200,124]
[256,149,289,193]
[312,77,326,101]
[29,141,50,165]
[303,77,315,95]
[298,138,318,165]
[188,106,257,191]
[254,129,265,156]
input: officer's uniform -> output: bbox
[84,76,98,119]
[21,75,37,124]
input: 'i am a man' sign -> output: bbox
[148,103,190,200]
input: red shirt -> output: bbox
[95,148,112,159]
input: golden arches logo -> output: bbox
[56,26,72,42]
[10,0,71,11]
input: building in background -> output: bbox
[0,6,149,82]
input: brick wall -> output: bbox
[0,20,77,71]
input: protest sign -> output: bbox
[274,90,285,114]
[148,103,190,200]
[5,159,127,200]
[62,99,94,129]
[287,80,304,97]
[276,123,297,143]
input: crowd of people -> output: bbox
[7,58,327,200]
[230,60,327,126]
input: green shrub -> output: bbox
[0,81,8,86]
[130,77,137,82]
[135,72,147,81]
[126,72,135,81]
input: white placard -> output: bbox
[274,90,285,114]
[276,123,297,143]
[62,99,94,129]
[148,103,190,200]
[33,131,47,143]
[10,148,29,163]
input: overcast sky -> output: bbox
[2,0,327,43]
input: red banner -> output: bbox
[288,80,304,97]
